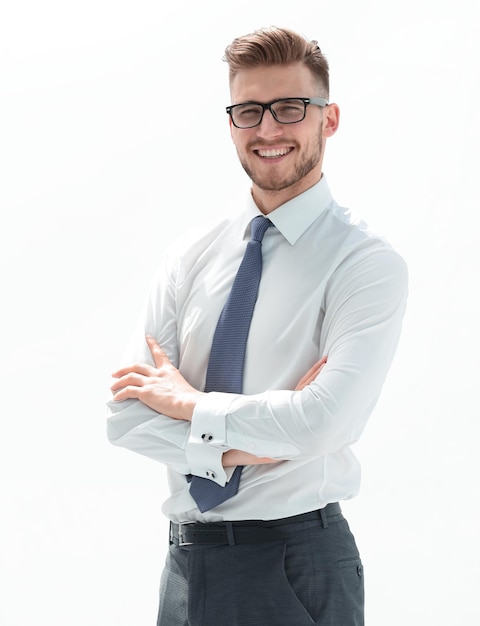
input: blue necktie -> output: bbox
[189,216,272,512]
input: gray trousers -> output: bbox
[157,509,364,626]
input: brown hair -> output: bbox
[224,26,330,98]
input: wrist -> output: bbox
[179,391,205,421]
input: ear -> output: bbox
[323,103,340,138]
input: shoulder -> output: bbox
[169,217,231,254]
[322,202,408,293]
[161,214,242,279]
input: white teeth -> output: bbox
[257,148,290,158]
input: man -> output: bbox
[107,26,408,626]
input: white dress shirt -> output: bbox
[106,176,408,523]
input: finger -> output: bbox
[295,356,328,391]
[111,384,143,402]
[146,335,170,369]
[295,362,321,390]
[110,372,148,392]
[316,355,327,374]
[112,362,156,379]
[306,356,327,377]
[295,368,318,390]
[306,359,327,382]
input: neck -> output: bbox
[252,170,323,215]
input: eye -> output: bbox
[274,99,304,116]
[235,104,262,119]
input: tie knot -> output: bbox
[250,216,272,242]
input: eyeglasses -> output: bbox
[226,97,329,129]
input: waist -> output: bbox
[170,503,341,547]
[164,455,360,522]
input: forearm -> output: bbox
[106,398,192,473]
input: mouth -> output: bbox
[254,147,293,159]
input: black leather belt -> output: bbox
[170,503,341,547]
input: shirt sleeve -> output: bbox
[105,253,192,475]
[187,245,408,473]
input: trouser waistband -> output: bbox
[170,503,341,547]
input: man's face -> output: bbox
[229,63,328,206]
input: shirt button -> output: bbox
[201,432,214,442]
[206,470,216,479]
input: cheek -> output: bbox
[231,131,251,154]
[230,126,241,146]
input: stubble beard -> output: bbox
[238,130,324,193]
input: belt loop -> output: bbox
[226,522,236,546]
[320,507,328,529]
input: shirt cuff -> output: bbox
[185,392,232,486]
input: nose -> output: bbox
[256,108,283,139]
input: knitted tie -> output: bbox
[189,215,272,512]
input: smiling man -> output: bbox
[107,26,408,626]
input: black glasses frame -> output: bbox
[226,97,329,129]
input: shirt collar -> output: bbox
[243,175,334,245]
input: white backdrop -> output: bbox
[1,1,479,624]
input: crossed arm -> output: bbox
[110,335,326,467]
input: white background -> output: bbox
[1,1,479,624]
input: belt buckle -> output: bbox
[176,522,194,546]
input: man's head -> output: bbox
[224,27,339,214]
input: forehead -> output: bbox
[230,63,318,104]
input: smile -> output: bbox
[255,147,293,158]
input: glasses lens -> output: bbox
[231,103,264,128]
[271,99,306,123]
